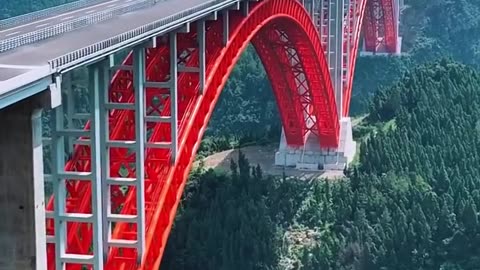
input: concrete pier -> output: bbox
[275,117,356,171]
[0,96,47,270]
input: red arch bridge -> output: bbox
[0,0,402,269]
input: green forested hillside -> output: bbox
[3,1,480,270]
[353,0,480,116]
[163,60,480,270]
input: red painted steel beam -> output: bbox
[343,0,397,116]
[362,0,397,54]
[343,0,367,116]
[381,0,397,53]
[45,0,339,269]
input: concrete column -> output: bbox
[0,96,46,270]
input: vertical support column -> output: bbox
[132,46,146,262]
[64,72,75,153]
[394,0,402,54]
[395,0,399,40]
[328,0,344,118]
[311,0,320,29]
[0,98,47,270]
[222,10,229,46]
[197,20,206,94]
[103,49,148,262]
[320,0,329,56]
[309,0,316,21]
[352,0,357,35]
[32,108,47,270]
[50,103,66,270]
[49,62,108,269]
[342,0,351,94]
[100,60,111,262]
[241,1,249,16]
[169,32,178,163]
[88,64,105,270]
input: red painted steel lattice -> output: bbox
[343,0,368,116]
[44,0,399,269]
[363,0,398,54]
[335,0,397,116]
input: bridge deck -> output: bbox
[0,0,120,40]
[0,0,210,100]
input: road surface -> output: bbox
[0,0,142,40]
[0,0,234,112]
[0,0,217,82]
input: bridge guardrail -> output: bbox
[0,0,105,29]
[49,0,237,69]
[0,0,155,54]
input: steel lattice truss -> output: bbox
[363,0,398,54]
[44,0,399,269]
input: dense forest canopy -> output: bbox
[162,1,480,269]
[162,60,480,270]
[3,1,480,269]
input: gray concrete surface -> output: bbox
[0,66,31,80]
[0,96,47,270]
[0,0,131,40]
[0,0,212,82]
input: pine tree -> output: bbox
[461,199,478,235]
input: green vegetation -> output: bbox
[163,60,480,270]
[4,1,480,269]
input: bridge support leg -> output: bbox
[132,45,146,263]
[49,63,107,269]
[275,117,356,171]
[328,0,345,118]
[0,96,47,270]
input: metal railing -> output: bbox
[49,0,238,69]
[0,0,105,29]
[0,0,156,53]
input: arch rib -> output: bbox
[342,0,397,115]
[362,0,398,54]
[139,0,338,268]
[343,0,367,116]
[45,0,338,269]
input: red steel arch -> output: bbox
[343,0,368,116]
[45,0,338,269]
[363,0,398,54]
[45,0,400,268]
[122,0,340,268]
[342,0,398,116]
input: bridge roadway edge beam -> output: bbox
[0,74,58,111]
[0,94,49,270]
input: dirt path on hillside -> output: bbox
[195,145,344,180]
